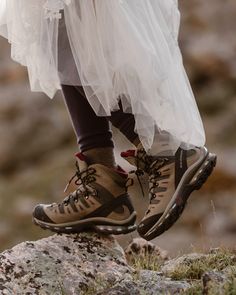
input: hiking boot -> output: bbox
[33,153,137,235]
[121,145,217,240]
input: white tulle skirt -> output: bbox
[0,0,205,152]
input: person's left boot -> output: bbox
[121,145,217,240]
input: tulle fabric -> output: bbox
[0,0,205,152]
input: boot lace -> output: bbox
[149,158,169,202]
[130,148,169,200]
[59,162,97,208]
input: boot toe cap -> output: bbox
[33,205,54,223]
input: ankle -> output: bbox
[83,147,117,168]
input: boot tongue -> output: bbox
[121,149,148,171]
[75,152,89,172]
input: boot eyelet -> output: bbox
[92,190,98,197]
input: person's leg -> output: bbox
[109,101,140,147]
[61,84,116,167]
[62,83,140,150]
[32,85,137,234]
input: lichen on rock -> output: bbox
[0,233,132,295]
[0,234,191,295]
[1,235,235,295]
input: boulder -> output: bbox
[0,234,191,295]
[0,233,132,295]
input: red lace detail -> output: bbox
[120,150,135,158]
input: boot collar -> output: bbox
[75,152,89,172]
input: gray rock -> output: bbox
[202,271,229,295]
[0,234,194,295]
[97,280,141,295]
[137,270,190,295]
[125,238,169,264]
[161,253,207,277]
[0,233,132,295]
[202,266,236,295]
[97,270,191,295]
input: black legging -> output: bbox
[61,85,138,152]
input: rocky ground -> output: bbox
[0,0,236,255]
[0,234,235,295]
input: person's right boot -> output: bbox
[33,152,137,235]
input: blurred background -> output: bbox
[0,0,235,256]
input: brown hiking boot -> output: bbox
[121,145,217,240]
[33,153,137,235]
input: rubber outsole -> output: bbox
[139,153,217,241]
[33,212,137,235]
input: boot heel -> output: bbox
[190,153,217,190]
